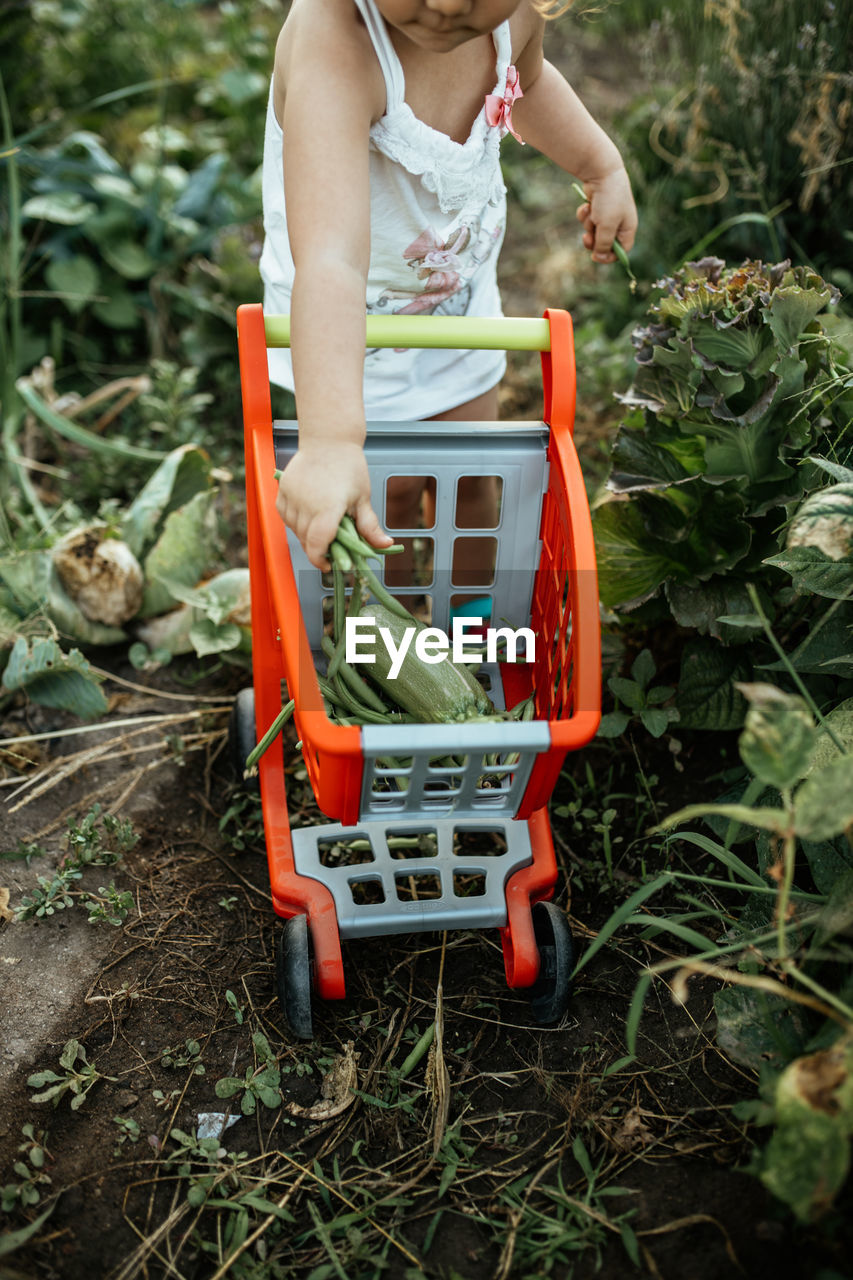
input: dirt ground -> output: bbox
[3,17,852,1280]
[3,665,850,1280]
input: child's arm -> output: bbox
[273,4,392,570]
[512,26,638,265]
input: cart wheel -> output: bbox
[276,915,314,1040]
[527,901,574,1025]
[228,687,259,794]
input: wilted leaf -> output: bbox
[759,1037,853,1221]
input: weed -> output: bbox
[219,791,264,853]
[16,805,138,924]
[488,1136,639,1276]
[225,989,245,1025]
[0,839,47,863]
[214,1032,283,1115]
[160,1039,205,1075]
[598,648,680,740]
[65,804,139,864]
[112,1116,141,1157]
[84,884,135,926]
[0,1125,52,1213]
[27,1040,115,1111]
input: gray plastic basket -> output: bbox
[273,417,554,823]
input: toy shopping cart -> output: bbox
[232,305,601,1038]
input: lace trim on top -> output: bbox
[353,0,511,215]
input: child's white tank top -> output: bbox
[259,0,515,419]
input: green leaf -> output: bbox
[794,755,853,842]
[45,256,100,315]
[667,578,765,644]
[122,445,212,560]
[765,283,835,352]
[93,288,141,331]
[188,619,243,657]
[801,835,853,897]
[597,710,630,738]
[737,684,817,790]
[765,547,853,600]
[608,675,643,711]
[140,489,218,617]
[655,801,790,836]
[714,986,810,1071]
[214,1078,243,1099]
[59,1039,81,1070]
[2,637,108,719]
[630,648,656,688]
[100,239,157,280]
[0,1204,56,1258]
[773,604,853,677]
[640,707,672,738]
[592,499,678,609]
[22,192,96,224]
[676,638,750,731]
[815,870,853,947]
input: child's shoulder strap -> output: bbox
[352,0,405,111]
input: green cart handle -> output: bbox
[263,314,552,352]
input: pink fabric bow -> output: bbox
[485,65,524,143]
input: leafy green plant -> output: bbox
[214,1032,282,1116]
[112,1115,141,1157]
[598,682,853,1223]
[594,256,853,727]
[161,1039,205,1075]
[0,1126,52,1213]
[27,1039,115,1111]
[598,647,679,739]
[485,1135,639,1275]
[15,804,137,924]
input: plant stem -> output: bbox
[746,583,847,754]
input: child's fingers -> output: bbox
[303,511,343,571]
[353,498,392,550]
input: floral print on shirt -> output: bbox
[368,217,504,322]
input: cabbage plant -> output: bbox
[594,257,853,727]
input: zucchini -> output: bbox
[355,602,495,723]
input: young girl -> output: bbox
[260,0,637,571]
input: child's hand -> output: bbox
[574,167,637,266]
[275,442,392,570]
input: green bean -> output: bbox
[337,515,404,558]
[356,561,413,621]
[244,699,296,772]
[571,181,636,290]
[321,635,390,715]
[331,673,397,725]
[329,540,353,574]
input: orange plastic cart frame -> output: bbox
[237,304,600,1000]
